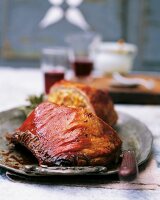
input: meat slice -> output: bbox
[12,102,122,166]
[48,80,118,127]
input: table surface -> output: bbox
[0,67,160,200]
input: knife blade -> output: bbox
[24,165,108,176]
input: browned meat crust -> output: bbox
[12,102,121,166]
[48,80,118,126]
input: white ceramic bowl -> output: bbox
[92,42,138,75]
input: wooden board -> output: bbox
[80,74,160,104]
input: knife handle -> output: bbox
[118,150,138,181]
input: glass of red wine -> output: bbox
[71,57,93,77]
[66,32,101,78]
[41,47,70,94]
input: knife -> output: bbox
[23,165,108,176]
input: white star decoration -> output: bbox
[39,0,89,30]
[39,0,90,30]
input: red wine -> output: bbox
[71,58,93,77]
[44,71,64,94]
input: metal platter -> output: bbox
[0,107,153,177]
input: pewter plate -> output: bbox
[0,107,153,176]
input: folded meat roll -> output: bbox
[48,80,118,126]
[12,102,122,166]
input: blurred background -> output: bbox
[0,0,160,72]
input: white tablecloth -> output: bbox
[0,67,160,200]
[0,68,43,111]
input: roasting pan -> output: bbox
[0,107,153,177]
